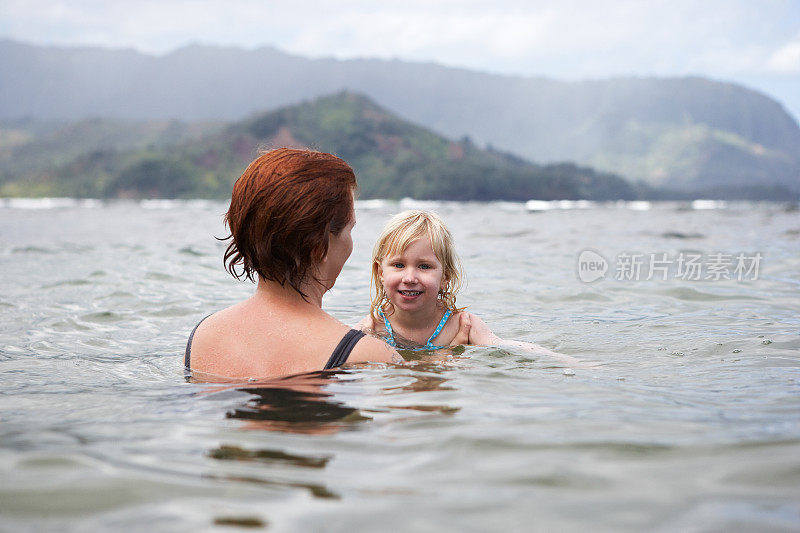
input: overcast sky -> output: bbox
[3,0,799,120]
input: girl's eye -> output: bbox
[419,264,431,269]
[392,262,404,268]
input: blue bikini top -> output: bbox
[378,308,452,350]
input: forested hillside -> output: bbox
[0,93,637,200]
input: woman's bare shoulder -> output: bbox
[187,314,224,373]
[192,307,239,341]
[188,306,250,370]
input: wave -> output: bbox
[525,199,598,211]
[0,198,102,209]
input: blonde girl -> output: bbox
[357,210,591,367]
[357,210,491,348]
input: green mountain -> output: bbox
[0,92,637,201]
[0,117,221,197]
[1,40,798,195]
[227,92,637,200]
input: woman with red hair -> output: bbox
[184,148,400,379]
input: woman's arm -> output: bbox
[462,313,503,345]
[458,312,594,368]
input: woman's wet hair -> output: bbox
[369,210,464,322]
[223,148,356,298]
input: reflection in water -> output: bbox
[229,385,368,425]
[204,371,368,500]
[208,472,340,500]
[214,516,267,528]
[205,367,461,500]
[226,371,371,434]
[397,344,465,361]
[209,445,331,468]
[386,404,460,414]
[382,370,461,414]
[384,373,454,393]
[380,363,461,414]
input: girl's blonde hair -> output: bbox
[370,210,464,323]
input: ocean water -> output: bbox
[1,198,799,532]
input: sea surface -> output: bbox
[1,198,799,532]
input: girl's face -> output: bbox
[379,237,447,314]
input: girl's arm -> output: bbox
[457,312,594,368]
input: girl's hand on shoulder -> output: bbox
[350,334,404,364]
[355,315,375,333]
[450,312,472,346]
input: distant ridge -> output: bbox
[0,92,640,200]
[1,39,798,194]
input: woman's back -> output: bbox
[186,289,396,379]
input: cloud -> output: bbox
[767,40,800,74]
[266,0,800,81]
[1,0,799,82]
[286,8,557,68]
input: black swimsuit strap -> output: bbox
[184,314,211,370]
[325,329,366,370]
